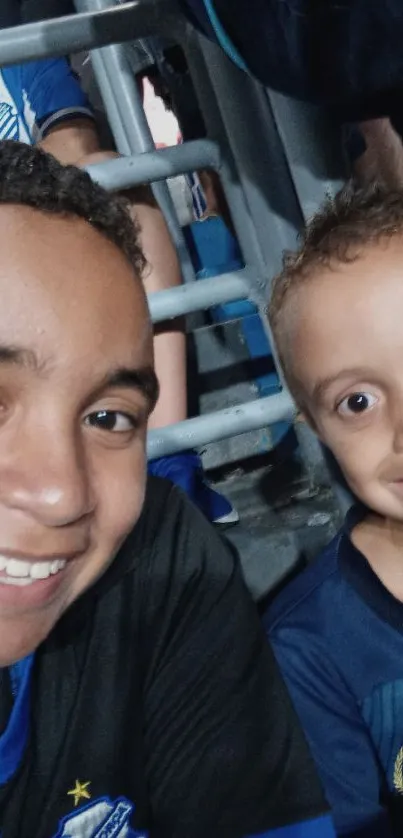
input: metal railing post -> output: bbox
[0,0,174,64]
[75,0,196,284]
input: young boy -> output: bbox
[265,183,403,838]
[0,140,335,838]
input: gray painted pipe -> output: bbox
[147,270,251,323]
[0,1,174,66]
[147,392,295,458]
[86,140,221,191]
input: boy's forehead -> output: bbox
[0,205,151,366]
[287,239,403,395]
[0,203,140,302]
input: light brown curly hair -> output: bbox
[268,180,403,404]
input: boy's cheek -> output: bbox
[294,412,369,493]
[324,431,388,505]
[316,422,374,476]
[65,449,148,608]
[94,445,148,542]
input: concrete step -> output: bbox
[211,462,341,601]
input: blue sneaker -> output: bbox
[192,474,239,526]
[148,451,239,526]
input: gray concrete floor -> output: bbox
[209,455,342,602]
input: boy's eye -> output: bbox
[337,392,378,416]
[84,410,137,433]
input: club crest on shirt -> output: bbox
[54,796,148,838]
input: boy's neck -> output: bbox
[352,513,403,602]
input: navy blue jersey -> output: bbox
[0,478,335,838]
[11,0,403,124]
[0,58,93,144]
[266,506,403,838]
[179,0,403,124]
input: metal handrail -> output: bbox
[0,0,178,66]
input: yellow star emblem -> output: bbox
[67,779,91,807]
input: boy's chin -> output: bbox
[380,500,403,525]
[354,484,403,525]
[0,607,63,666]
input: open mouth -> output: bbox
[0,556,67,587]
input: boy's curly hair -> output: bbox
[268,181,403,400]
[0,139,146,276]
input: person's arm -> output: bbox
[266,619,394,838]
[140,485,335,838]
[39,117,99,165]
[2,57,98,163]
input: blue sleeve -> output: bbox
[251,813,336,836]
[266,620,394,838]
[2,57,94,140]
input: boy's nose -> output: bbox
[0,425,94,527]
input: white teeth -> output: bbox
[51,559,66,575]
[0,576,33,587]
[0,555,67,582]
[6,559,32,578]
[30,559,66,580]
[30,562,52,580]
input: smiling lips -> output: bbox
[0,556,67,586]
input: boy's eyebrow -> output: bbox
[0,345,159,409]
[313,367,376,403]
[0,345,39,369]
[94,367,160,409]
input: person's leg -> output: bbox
[140,52,239,522]
[126,195,188,431]
[125,186,238,525]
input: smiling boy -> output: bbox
[266,184,403,838]
[0,140,336,838]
